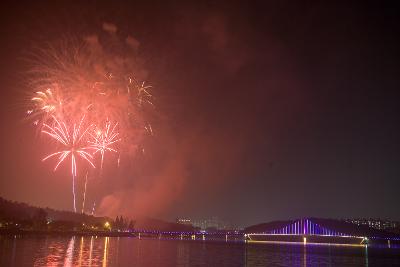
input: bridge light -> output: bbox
[303,237,307,244]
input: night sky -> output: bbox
[0,1,399,227]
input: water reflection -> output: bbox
[78,237,84,266]
[0,235,399,266]
[102,237,109,267]
[177,241,189,266]
[88,236,93,266]
[64,236,75,267]
[10,236,16,267]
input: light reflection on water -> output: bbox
[0,235,400,266]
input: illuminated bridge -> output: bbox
[128,218,399,246]
[245,218,400,246]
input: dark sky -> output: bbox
[0,1,399,227]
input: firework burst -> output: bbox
[42,115,95,212]
[89,121,121,170]
[27,24,155,212]
[28,86,64,127]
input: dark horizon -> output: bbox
[2,195,400,232]
[1,1,399,227]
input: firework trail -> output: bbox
[42,115,95,212]
[91,201,96,215]
[81,171,88,214]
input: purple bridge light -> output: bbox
[262,219,348,237]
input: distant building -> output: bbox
[192,217,237,231]
[177,216,241,231]
[345,218,398,230]
[191,217,218,230]
[176,218,192,226]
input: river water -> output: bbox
[1,235,399,266]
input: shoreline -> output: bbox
[0,229,136,237]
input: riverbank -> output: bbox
[0,229,136,237]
